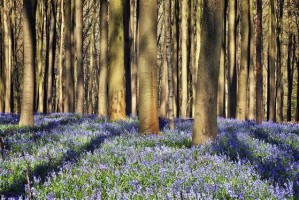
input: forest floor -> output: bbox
[0,113,298,199]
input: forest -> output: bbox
[0,0,299,198]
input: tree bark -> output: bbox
[4,0,11,113]
[139,0,160,134]
[256,0,263,124]
[267,0,276,121]
[75,0,84,114]
[236,0,249,120]
[19,0,36,126]
[98,0,108,116]
[108,0,126,121]
[227,0,237,118]
[192,0,224,145]
[58,0,64,113]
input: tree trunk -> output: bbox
[227,0,237,118]
[191,0,196,117]
[75,0,84,114]
[165,0,174,130]
[287,34,295,121]
[248,0,255,120]
[275,0,284,122]
[4,0,11,113]
[236,0,249,120]
[172,0,178,117]
[98,0,108,116]
[64,0,74,113]
[192,0,224,145]
[0,3,3,113]
[139,0,160,134]
[19,0,36,126]
[58,0,64,113]
[124,0,131,116]
[180,0,188,118]
[108,0,126,121]
[256,0,263,124]
[267,0,276,121]
[217,0,227,117]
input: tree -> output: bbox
[236,0,249,120]
[58,0,64,113]
[108,0,126,121]
[139,0,160,134]
[75,0,84,114]
[98,0,108,116]
[19,0,36,126]
[267,0,276,121]
[256,0,263,124]
[192,0,224,144]
[64,0,74,113]
[227,0,237,118]
[180,0,188,118]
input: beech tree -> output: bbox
[192,0,224,144]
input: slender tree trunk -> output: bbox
[227,0,237,118]
[276,0,284,122]
[180,0,188,117]
[267,0,276,121]
[0,3,3,113]
[4,0,11,113]
[124,0,131,116]
[287,34,295,121]
[256,0,263,124]
[58,0,64,113]
[165,0,174,130]
[19,0,36,126]
[160,0,169,118]
[98,0,108,116]
[36,0,44,113]
[236,0,249,120]
[192,0,224,145]
[248,0,255,120]
[191,0,196,117]
[218,0,227,117]
[108,0,126,121]
[75,0,84,114]
[296,58,299,121]
[172,0,178,117]
[139,0,160,134]
[64,0,74,112]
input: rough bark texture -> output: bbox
[267,0,276,121]
[98,0,108,116]
[172,0,178,117]
[192,0,224,145]
[58,0,64,113]
[180,0,188,118]
[227,0,237,118]
[64,0,74,113]
[256,0,263,124]
[287,34,294,121]
[139,0,160,134]
[236,0,249,120]
[19,0,36,126]
[75,0,84,114]
[108,0,126,121]
[4,0,11,113]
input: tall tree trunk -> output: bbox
[139,0,160,134]
[98,0,108,116]
[75,0,84,114]
[58,0,64,113]
[180,0,188,117]
[296,58,299,121]
[108,0,126,121]
[191,0,196,117]
[227,0,237,118]
[267,0,276,121]
[130,0,138,116]
[64,0,74,112]
[256,0,263,124]
[192,0,224,145]
[4,0,11,113]
[217,0,227,117]
[275,0,284,122]
[165,0,174,130]
[0,2,3,113]
[36,0,44,113]
[287,34,295,121]
[124,0,131,116]
[236,0,249,120]
[19,0,36,126]
[88,0,96,114]
[248,0,255,120]
[160,0,169,118]
[172,0,178,117]
[46,0,57,113]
